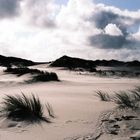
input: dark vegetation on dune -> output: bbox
[1,54,140,78]
[4,67,42,76]
[95,70,140,78]
[4,67,59,82]
[0,94,54,123]
[51,55,140,68]
[95,91,111,101]
[31,72,59,82]
[1,54,140,69]
[50,56,140,77]
[0,55,36,67]
[95,86,140,109]
[50,55,96,72]
[95,87,140,137]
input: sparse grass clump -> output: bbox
[96,86,140,109]
[131,86,140,102]
[95,91,111,101]
[0,94,53,123]
[46,103,55,118]
[114,87,140,109]
[114,91,136,109]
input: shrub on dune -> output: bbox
[32,72,59,82]
[4,67,59,82]
[0,94,53,123]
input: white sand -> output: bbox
[0,65,139,140]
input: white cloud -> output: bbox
[132,27,140,40]
[104,23,123,36]
[21,0,58,28]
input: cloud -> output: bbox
[104,23,123,36]
[87,3,140,51]
[21,0,58,28]
[89,4,140,36]
[0,0,21,18]
[92,10,132,30]
[89,34,130,49]
[93,10,121,29]
[0,0,140,61]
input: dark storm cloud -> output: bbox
[92,10,138,28]
[89,34,133,49]
[90,10,140,35]
[0,0,21,18]
[93,11,121,29]
[88,8,140,50]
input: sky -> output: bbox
[95,0,140,11]
[0,0,140,62]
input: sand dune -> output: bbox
[0,65,139,140]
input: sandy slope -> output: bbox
[0,65,139,140]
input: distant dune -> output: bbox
[50,55,140,69]
[0,55,36,67]
[50,55,96,72]
[0,54,140,68]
